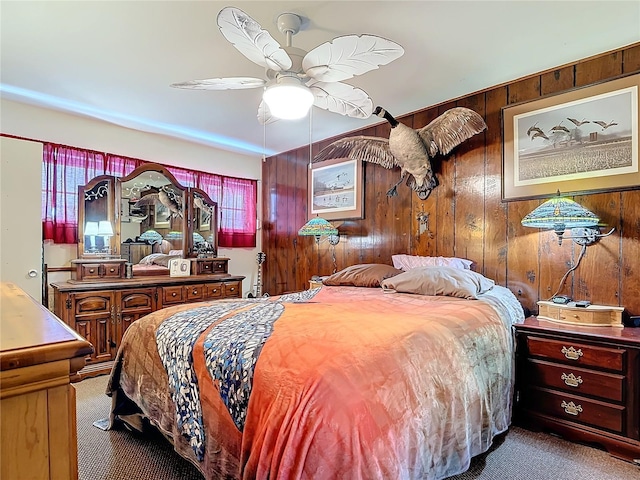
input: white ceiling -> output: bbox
[2,1,639,159]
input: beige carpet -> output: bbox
[76,375,639,480]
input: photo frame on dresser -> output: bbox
[169,258,191,277]
[502,73,640,201]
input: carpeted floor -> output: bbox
[76,375,639,479]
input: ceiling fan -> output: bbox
[170,7,404,124]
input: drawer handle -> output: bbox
[561,400,583,416]
[192,289,198,295]
[561,372,583,388]
[172,292,177,297]
[561,346,583,360]
[110,268,115,273]
[229,287,235,291]
[204,265,210,269]
[212,289,218,293]
[89,268,95,273]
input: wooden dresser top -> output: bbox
[0,282,93,370]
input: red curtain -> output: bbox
[42,143,257,247]
[218,176,257,248]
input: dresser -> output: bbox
[51,270,244,378]
[514,317,640,462]
[0,282,93,480]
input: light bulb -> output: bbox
[263,78,314,120]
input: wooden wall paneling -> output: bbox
[294,148,310,290]
[623,43,640,73]
[410,109,440,256]
[454,94,487,270]
[573,192,622,306]
[540,66,575,96]
[620,191,640,315]
[575,52,622,86]
[434,102,458,257]
[262,155,277,295]
[483,87,508,285]
[506,76,543,315]
[274,153,291,293]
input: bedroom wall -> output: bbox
[261,43,640,317]
[1,99,263,298]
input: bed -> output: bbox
[107,264,524,480]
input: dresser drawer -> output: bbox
[212,260,228,274]
[186,284,204,302]
[525,336,625,372]
[162,286,186,305]
[79,264,103,280]
[523,387,625,434]
[204,283,223,299]
[223,281,241,298]
[101,262,123,279]
[526,359,624,403]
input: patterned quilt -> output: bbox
[107,285,523,480]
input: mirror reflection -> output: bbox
[192,191,217,257]
[82,179,115,256]
[120,170,186,272]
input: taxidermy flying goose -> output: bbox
[133,186,184,219]
[313,106,487,199]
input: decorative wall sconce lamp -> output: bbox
[521,193,615,246]
[298,217,340,246]
[521,192,615,299]
[298,217,340,274]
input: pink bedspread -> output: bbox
[107,285,523,480]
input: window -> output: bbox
[42,143,256,247]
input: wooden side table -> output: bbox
[514,316,640,463]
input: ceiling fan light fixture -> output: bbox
[263,76,314,120]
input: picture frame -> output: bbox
[502,73,639,201]
[154,203,171,228]
[308,157,364,220]
[169,258,191,277]
[199,207,210,231]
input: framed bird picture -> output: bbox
[502,72,640,201]
[308,157,364,220]
[154,203,171,228]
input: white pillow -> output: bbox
[392,254,473,271]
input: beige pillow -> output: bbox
[380,266,494,299]
[323,264,403,288]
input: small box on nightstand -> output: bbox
[537,301,624,327]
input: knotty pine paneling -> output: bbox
[262,43,640,316]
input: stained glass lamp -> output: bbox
[298,217,339,244]
[521,194,611,245]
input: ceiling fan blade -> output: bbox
[303,35,404,83]
[309,81,373,119]
[217,7,292,72]
[170,77,266,90]
[257,101,279,125]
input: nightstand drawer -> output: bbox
[525,336,625,372]
[162,286,186,305]
[524,387,625,434]
[204,283,223,299]
[526,359,624,403]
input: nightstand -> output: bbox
[514,317,640,462]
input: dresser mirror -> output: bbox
[191,188,218,257]
[119,165,187,258]
[78,176,117,257]
[77,164,218,270]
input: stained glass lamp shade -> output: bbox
[298,217,338,237]
[521,196,599,245]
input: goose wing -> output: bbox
[417,107,487,157]
[313,136,398,169]
[132,193,159,208]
